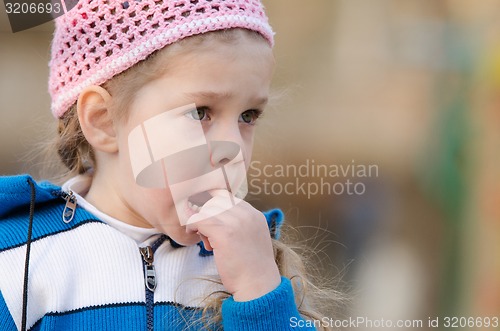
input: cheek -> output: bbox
[117,128,135,179]
[241,128,256,163]
[117,124,172,206]
[140,187,172,206]
[133,187,178,224]
[142,183,175,208]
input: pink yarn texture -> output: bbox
[49,0,274,118]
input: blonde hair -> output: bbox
[55,28,342,329]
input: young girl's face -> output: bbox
[111,33,274,245]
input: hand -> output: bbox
[185,191,281,301]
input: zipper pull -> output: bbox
[62,190,77,224]
[140,246,156,292]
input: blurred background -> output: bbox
[1,0,500,329]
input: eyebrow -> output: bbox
[184,91,268,106]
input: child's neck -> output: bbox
[85,169,154,229]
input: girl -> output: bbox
[0,0,335,330]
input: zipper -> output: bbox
[140,246,157,291]
[53,190,77,223]
[139,235,168,331]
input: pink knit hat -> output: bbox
[49,0,274,118]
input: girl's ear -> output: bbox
[77,85,118,153]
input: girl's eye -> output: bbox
[186,107,209,121]
[239,109,262,124]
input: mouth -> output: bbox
[186,191,213,213]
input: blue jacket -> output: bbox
[0,175,314,330]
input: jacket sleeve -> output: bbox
[0,291,17,331]
[221,277,317,330]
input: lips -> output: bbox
[186,191,213,213]
[169,164,247,225]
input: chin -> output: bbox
[170,232,201,247]
[149,211,201,246]
[156,225,200,246]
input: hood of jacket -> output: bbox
[0,175,61,219]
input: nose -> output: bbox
[209,141,241,167]
[206,121,244,167]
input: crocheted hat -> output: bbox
[49,0,274,118]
